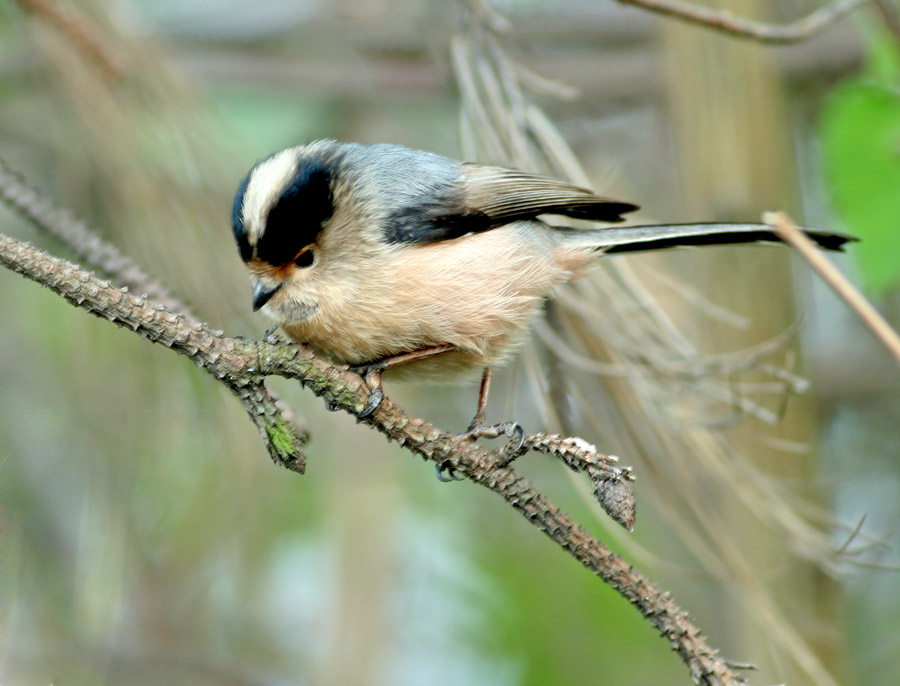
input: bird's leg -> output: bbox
[456,367,525,461]
[437,367,496,482]
[351,343,457,419]
[469,366,492,430]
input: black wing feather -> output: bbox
[384,162,638,245]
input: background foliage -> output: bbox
[1,1,899,685]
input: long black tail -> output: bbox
[557,222,854,254]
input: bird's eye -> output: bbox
[294,249,315,269]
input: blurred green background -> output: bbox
[1,1,899,685]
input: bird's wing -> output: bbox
[382,163,638,245]
[461,163,638,225]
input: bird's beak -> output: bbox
[252,281,283,312]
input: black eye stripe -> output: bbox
[231,170,253,262]
[256,156,333,266]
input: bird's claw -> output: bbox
[357,383,384,419]
[351,363,386,419]
[503,422,526,454]
[435,461,465,482]
[459,421,526,462]
[263,326,281,344]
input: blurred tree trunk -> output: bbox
[659,2,849,683]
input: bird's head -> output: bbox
[231,144,336,318]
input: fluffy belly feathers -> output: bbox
[278,224,595,381]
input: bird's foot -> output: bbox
[435,461,465,482]
[348,362,387,419]
[349,346,457,420]
[263,326,280,343]
[458,421,526,465]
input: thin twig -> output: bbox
[512,433,636,530]
[764,211,900,366]
[617,0,870,44]
[0,230,745,686]
[0,157,189,315]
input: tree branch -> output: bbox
[0,225,748,685]
[617,0,869,44]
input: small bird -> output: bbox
[231,140,851,442]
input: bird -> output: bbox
[231,139,852,449]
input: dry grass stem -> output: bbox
[13,0,126,80]
[765,210,900,366]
